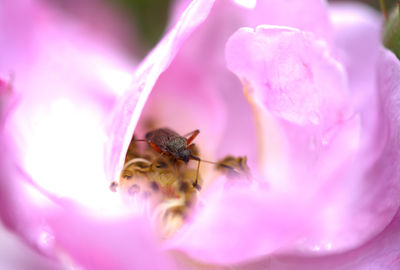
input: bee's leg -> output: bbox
[190,155,201,190]
[184,129,200,145]
[147,141,164,154]
[194,159,201,190]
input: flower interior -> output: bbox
[112,120,251,238]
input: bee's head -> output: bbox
[179,149,191,163]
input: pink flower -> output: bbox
[1,0,399,269]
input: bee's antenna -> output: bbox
[190,155,201,189]
[190,155,236,189]
[199,159,219,165]
[199,158,235,170]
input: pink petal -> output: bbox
[171,27,399,264]
[225,26,355,183]
[169,0,333,83]
[1,126,173,270]
[329,2,381,95]
[0,76,18,126]
[105,0,216,183]
[229,26,396,239]
[167,182,317,264]
[45,0,141,54]
[0,225,64,270]
[163,0,333,162]
[224,23,397,259]
[237,0,333,43]
[329,3,383,160]
[226,26,348,126]
[1,0,135,208]
[237,211,400,270]
[47,207,176,270]
[234,48,400,270]
[0,1,176,269]
[137,55,227,164]
[0,156,175,270]
[0,77,7,91]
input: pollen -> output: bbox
[112,128,251,238]
[112,137,202,238]
[215,155,251,180]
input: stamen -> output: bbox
[151,197,186,238]
[123,157,152,170]
[116,128,251,238]
[215,155,251,180]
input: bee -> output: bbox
[137,128,203,189]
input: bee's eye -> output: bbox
[180,149,190,162]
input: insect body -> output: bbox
[143,128,202,188]
[145,128,199,161]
